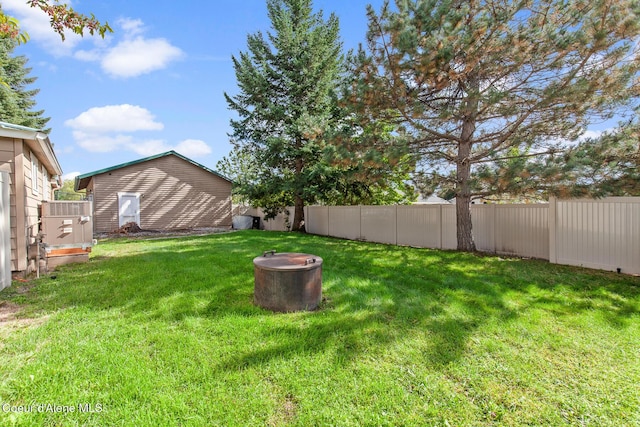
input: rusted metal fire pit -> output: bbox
[253,250,323,312]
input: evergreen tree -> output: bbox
[353,0,640,251]
[0,37,50,131]
[55,179,86,201]
[560,119,640,197]
[225,0,344,231]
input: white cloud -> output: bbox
[74,49,102,62]
[117,18,145,37]
[73,18,183,78]
[65,105,164,133]
[578,130,605,141]
[175,139,212,157]
[72,131,134,153]
[555,128,614,147]
[3,0,85,56]
[101,36,184,78]
[62,171,82,181]
[126,139,213,158]
[2,4,182,78]
[128,139,172,157]
[66,105,212,158]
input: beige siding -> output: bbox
[92,155,232,232]
[0,138,59,273]
[24,149,42,228]
[21,148,50,273]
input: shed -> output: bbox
[0,121,62,281]
[74,151,232,233]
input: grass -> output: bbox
[0,230,638,426]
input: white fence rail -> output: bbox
[235,198,640,275]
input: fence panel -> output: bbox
[397,205,443,248]
[553,198,640,274]
[1,171,10,289]
[241,198,640,275]
[306,206,329,236]
[328,206,361,240]
[441,205,457,250]
[495,204,549,259]
[471,205,496,253]
[361,206,397,244]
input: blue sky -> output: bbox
[3,0,382,180]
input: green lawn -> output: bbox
[0,230,638,426]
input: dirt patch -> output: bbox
[0,301,48,333]
[0,301,22,322]
[268,393,298,426]
[114,221,144,234]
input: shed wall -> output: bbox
[91,155,232,232]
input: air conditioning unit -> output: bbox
[40,201,93,269]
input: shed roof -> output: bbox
[0,121,63,179]
[74,150,232,191]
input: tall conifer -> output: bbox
[0,37,50,131]
[225,0,343,231]
[353,0,640,251]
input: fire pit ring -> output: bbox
[253,250,323,312]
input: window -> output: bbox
[42,165,50,200]
[31,153,39,196]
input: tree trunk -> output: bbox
[455,188,475,252]
[291,155,306,232]
[291,193,305,232]
[456,85,478,252]
[455,141,476,252]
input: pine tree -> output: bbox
[225,0,344,231]
[353,0,640,251]
[0,37,50,131]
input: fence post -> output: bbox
[438,204,443,250]
[394,205,398,245]
[491,203,497,253]
[359,205,362,241]
[548,197,557,264]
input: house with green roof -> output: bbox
[74,151,232,233]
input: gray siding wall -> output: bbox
[92,155,232,233]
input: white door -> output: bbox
[118,192,141,227]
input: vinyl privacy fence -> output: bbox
[241,197,640,275]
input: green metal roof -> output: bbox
[74,150,232,191]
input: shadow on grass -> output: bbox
[6,230,640,370]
